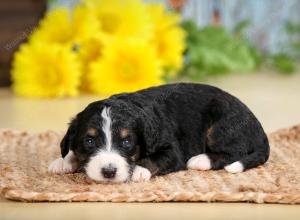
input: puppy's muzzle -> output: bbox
[85,151,130,182]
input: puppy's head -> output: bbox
[61,100,143,183]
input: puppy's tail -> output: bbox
[225,138,270,173]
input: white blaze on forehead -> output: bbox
[101,107,112,151]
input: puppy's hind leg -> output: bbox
[187,151,268,174]
[225,147,269,173]
[48,151,78,174]
[188,114,247,172]
[187,123,246,172]
[187,152,240,171]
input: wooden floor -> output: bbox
[1,72,300,220]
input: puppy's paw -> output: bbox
[224,161,244,173]
[48,158,76,174]
[131,165,151,182]
[187,154,211,170]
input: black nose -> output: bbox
[101,165,117,179]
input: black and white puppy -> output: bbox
[48,83,270,183]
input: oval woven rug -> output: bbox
[0,125,300,203]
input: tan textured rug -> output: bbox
[0,125,300,204]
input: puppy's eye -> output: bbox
[121,139,131,148]
[85,137,95,147]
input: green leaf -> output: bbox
[272,53,295,74]
[180,21,259,80]
[233,20,251,34]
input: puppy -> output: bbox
[48,83,270,183]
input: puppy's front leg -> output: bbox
[48,151,78,174]
[131,165,152,182]
[132,148,184,182]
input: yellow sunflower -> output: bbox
[30,5,100,46]
[77,33,106,92]
[82,0,153,41]
[12,42,81,97]
[154,26,186,71]
[88,38,162,96]
[147,4,186,73]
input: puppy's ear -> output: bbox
[60,118,77,158]
[139,107,160,155]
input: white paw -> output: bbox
[224,161,244,173]
[187,154,211,170]
[131,165,151,182]
[48,157,76,174]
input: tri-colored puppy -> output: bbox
[48,83,270,183]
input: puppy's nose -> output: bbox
[101,165,117,179]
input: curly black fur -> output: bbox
[61,83,270,176]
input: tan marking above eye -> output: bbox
[207,126,213,136]
[87,128,97,136]
[120,128,129,138]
